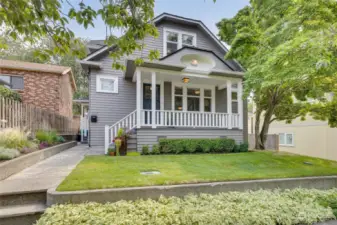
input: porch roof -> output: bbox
[125,47,245,80]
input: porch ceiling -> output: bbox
[140,70,228,86]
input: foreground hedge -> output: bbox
[36,188,337,225]
[158,138,248,154]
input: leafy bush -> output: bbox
[141,145,149,155]
[239,142,249,152]
[35,130,58,145]
[0,86,21,101]
[158,138,237,154]
[36,188,337,225]
[151,144,160,155]
[0,147,20,160]
[56,136,65,143]
[0,128,37,151]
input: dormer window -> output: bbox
[163,28,196,56]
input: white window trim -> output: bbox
[163,27,197,56]
[279,132,295,147]
[96,75,118,93]
[171,83,215,113]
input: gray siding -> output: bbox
[216,89,227,113]
[137,128,244,152]
[164,82,172,110]
[88,20,245,146]
[89,55,136,146]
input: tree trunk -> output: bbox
[258,106,275,149]
[254,109,263,149]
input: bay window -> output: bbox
[163,28,196,56]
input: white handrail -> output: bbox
[104,110,137,153]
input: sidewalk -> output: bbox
[0,144,92,195]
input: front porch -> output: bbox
[104,67,244,152]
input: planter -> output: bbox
[109,152,116,156]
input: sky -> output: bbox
[63,0,249,40]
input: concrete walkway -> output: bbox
[0,144,100,195]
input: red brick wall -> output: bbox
[0,68,73,118]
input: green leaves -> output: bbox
[1,0,159,70]
[36,189,337,225]
[217,0,337,148]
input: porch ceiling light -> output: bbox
[191,59,198,66]
[182,77,190,83]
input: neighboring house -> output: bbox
[79,13,248,152]
[268,117,337,161]
[248,111,337,161]
[0,59,76,118]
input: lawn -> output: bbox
[57,151,337,191]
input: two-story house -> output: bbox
[79,13,248,152]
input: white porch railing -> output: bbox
[104,110,137,153]
[140,110,240,128]
[105,109,240,153]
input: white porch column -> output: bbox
[151,71,157,128]
[227,80,232,129]
[136,70,141,128]
[238,80,243,129]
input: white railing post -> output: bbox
[104,125,109,154]
[151,71,157,128]
[227,80,232,129]
[238,80,243,129]
[136,70,141,128]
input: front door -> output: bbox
[143,84,160,125]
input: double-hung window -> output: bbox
[204,89,212,112]
[164,28,196,56]
[96,75,118,93]
[279,133,294,146]
[173,85,214,113]
[231,82,238,113]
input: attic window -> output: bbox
[163,28,196,56]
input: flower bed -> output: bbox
[142,138,248,155]
[37,188,337,225]
[0,128,66,162]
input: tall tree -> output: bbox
[217,0,337,149]
[0,0,159,69]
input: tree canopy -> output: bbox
[0,0,159,69]
[217,0,337,149]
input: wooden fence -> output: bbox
[248,134,279,150]
[0,97,77,134]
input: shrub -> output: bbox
[35,130,58,145]
[56,136,65,143]
[158,138,237,154]
[0,147,20,160]
[239,142,249,152]
[0,86,21,101]
[141,145,149,155]
[151,144,160,155]
[0,128,37,151]
[36,188,337,225]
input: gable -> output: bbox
[160,47,233,72]
[82,13,244,72]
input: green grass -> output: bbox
[57,151,337,191]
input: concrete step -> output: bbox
[0,203,46,225]
[0,191,46,207]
